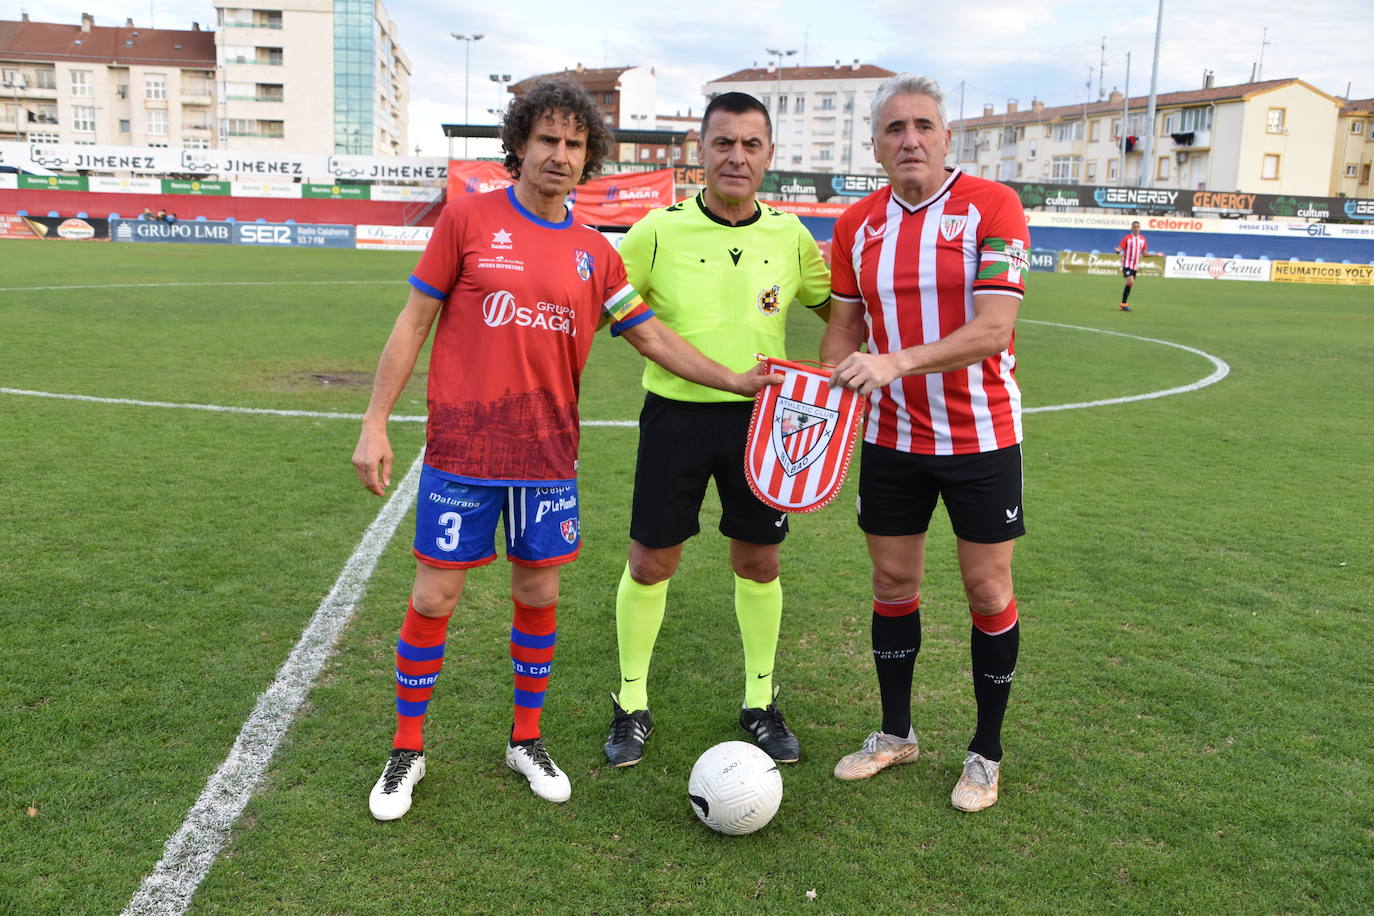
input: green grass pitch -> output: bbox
[1,241,1371,913]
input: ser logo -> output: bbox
[239,224,293,245]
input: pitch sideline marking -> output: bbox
[121,452,425,916]
[3,322,1226,425]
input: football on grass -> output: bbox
[687,741,783,835]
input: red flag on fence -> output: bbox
[745,356,863,513]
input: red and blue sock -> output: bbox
[510,600,556,743]
[393,600,450,751]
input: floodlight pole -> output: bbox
[1140,0,1163,188]
[764,48,797,146]
[452,33,484,159]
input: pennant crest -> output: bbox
[940,214,967,241]
[746,357,864,513]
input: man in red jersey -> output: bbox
[352,79,777,821]
[822,74,1030,811]
[1114,221,1149,311]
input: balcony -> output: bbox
[181,92,214,106]
[1169,129,1211,150]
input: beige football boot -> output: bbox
[833,728,919,780]
[950,751,1001,811]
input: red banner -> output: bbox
[746,357,863,513]
[447,161,674,227]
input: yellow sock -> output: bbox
[735,574,783,708]
[614,563,668,712]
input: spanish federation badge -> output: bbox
[745,356,864,513]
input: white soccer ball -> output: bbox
[687,741,783,835]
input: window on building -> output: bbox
[1266,108,1285,133]
[1044,124,1053,138]
[1111,118,1121,138]
[1108,158,1119,180]
[147,109,167,135]
[1156,155,1170,180]
[1,67,17,86]
[1090,119,1100,142]
[71,71,92,97]
[28,132,59,143]
[1261,153,1280,179]
[257,83,284,102]
[1346,164,1359,177]
[778,95,788,114]
[258,47,284,66]
[72,105,95,132]
[1351,121,1365,135]
[184,136,210,148]
[817,146,833,161]
[148,142,168,148]
[794,97,805,113]
[1027,139,1038,160]
[32,103,58,124]
[116,83,128,99]
[980,165,990,178]
[119,119,130,133]
[1180,106,1212,131]
[818,94,835,111]
[219,7,252,26]
[657,147,665,159]
[1051,121,1083,142]
[222,45,254,64]
[791,153,802,165]
[1050,155,1081,180]
[1363,163,1371,184]
[145,74,167,100]
[794,120,802,135]
[1086,160,1097,182]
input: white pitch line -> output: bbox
[0,280,395,292]
[0,387,639,425]
[121,451,425,916]
[1019,319,1230,413]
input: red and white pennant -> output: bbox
[745,356,864,513]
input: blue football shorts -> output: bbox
[413,465,581,569]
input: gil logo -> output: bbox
[757,285,781,315]
[573,248,593,281]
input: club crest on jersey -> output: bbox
[757,285,781,315]
[491,228,513,250]
[560,518,579,544]
[940,215,967,241]
[770,398,838,475]
[573,248,593,281]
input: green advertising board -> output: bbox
[302,184,371,200]
[164,179,231,196]
[19,174,88,191]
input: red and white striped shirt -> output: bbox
[831,167,1030,456]
[1117,232,1149,269]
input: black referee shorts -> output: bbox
[629,393,789,549]
[857,442,1025,544]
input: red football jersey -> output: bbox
[831,167,1030,456]
[1118,232,1148,269]
[410,186,651,484]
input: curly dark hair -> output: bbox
[501,78,614,182]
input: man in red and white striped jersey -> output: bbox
[822,74,1030,812]
[1115,221,1149,311]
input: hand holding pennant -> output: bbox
[745,355,864,513]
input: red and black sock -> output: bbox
[968,598,1019,762]
[871,595,921,738]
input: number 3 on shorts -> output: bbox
[435,511,462,552]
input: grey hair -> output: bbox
[869,74,947,136]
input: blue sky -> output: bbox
[11,0,1372,157]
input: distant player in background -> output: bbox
[353,78,777,821]
[823,74,1029,812]
[1115,221,1149,311]
[602,91,831,769]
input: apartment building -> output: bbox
[509,65,662,163]
[0,6,409,158]
[1331,98,1374,198]
[212,0,410,155]
[704,62,896,175]
[949,77,1344,197]
[0,13,216,149]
